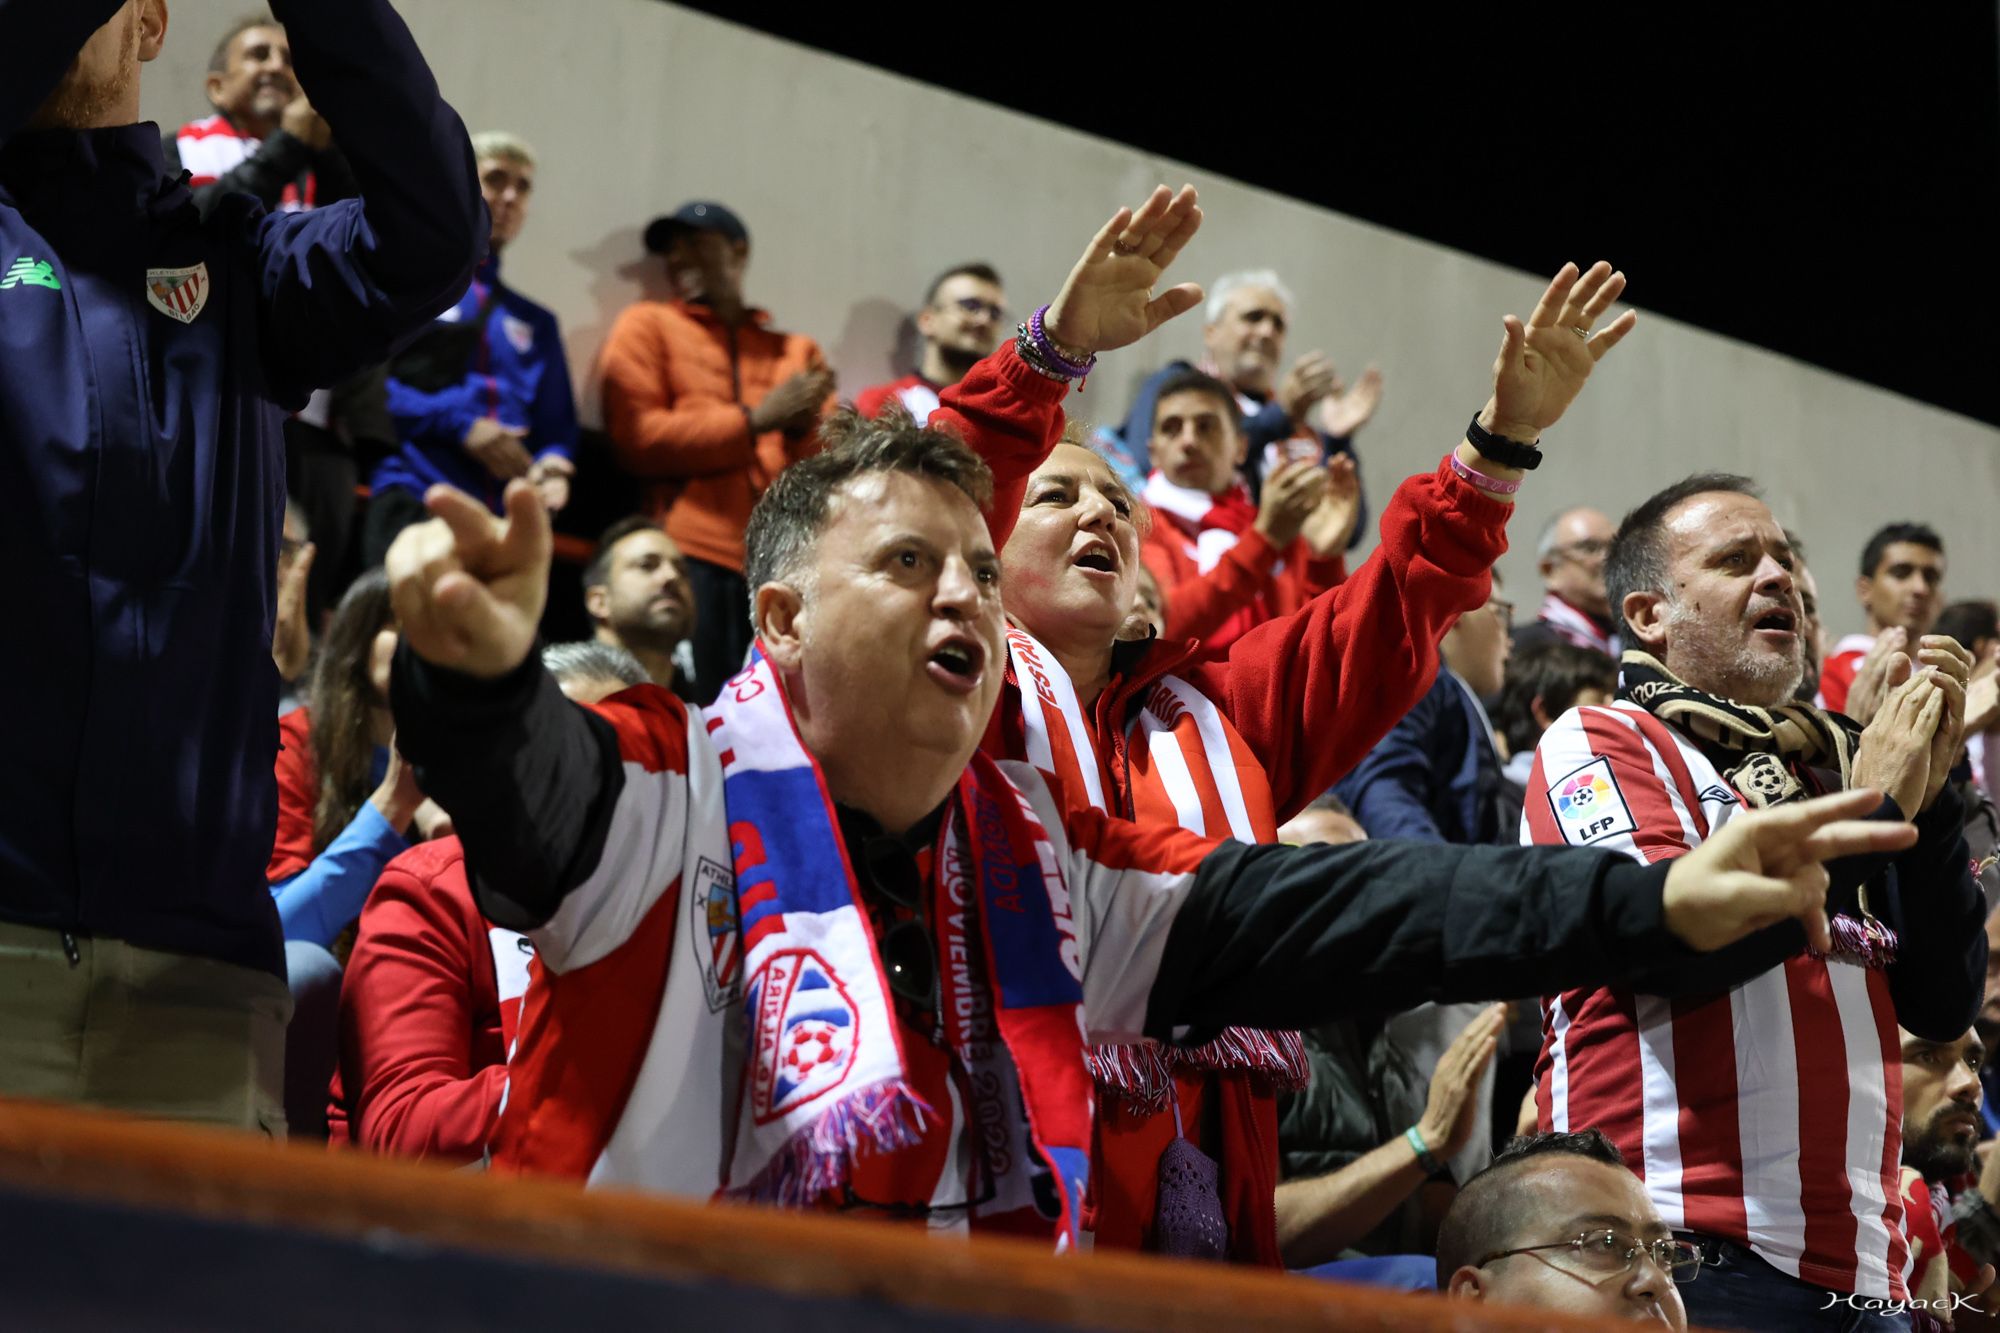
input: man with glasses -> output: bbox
[1440,1130,1698,1328]
[1516,505,1618,657]
[855,263,1007,423]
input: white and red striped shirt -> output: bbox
[1819,633,1876,715]
[853,374,943,423]
[1525,701,1910,1300]
[173,114,316,211]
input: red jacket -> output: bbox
[328,837,532,1161]
[935,344,1512,1261]
[1141,515,1345,654]
[269,708,318,883]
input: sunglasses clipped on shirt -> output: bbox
[859,835,937,1012]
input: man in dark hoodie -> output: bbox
[0,0,482,1135]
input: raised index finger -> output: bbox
[1526,262,1581,330]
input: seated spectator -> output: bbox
[363,130,577,564]
[1139,367,1359,650]
[329,641,644,1161]
[854,263,1006,421]
[273,498,316,698]
[601,201,834,693]
[1335,581,1516,1184]
[1438,1130,1697,1329]
[1897,1026,1990,1327]
[1115,269,1380,542]
[581,516,697,696]
[1492,640,1619,787]
[1514,506,1618,656]
[1821,521,1947,718]
[270,570,438,1138]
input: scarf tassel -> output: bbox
[726,1080,935,1207]
[1813,913,1901,970]
[1085,1030,1311,1111]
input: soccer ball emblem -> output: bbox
[783,1019,848,1078]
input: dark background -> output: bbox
[671,4,2000,431]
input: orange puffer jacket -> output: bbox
[599,298,830,572]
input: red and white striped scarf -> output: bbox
[1142,471,1260,574]
[1535,592,1619,656]
[1004,627,1308,1106]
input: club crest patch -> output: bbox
[145,263,209,324]
[690,855,739,1012]
[748,948,858,1124]
[1549,757,1636,844]
[502,315,535,355]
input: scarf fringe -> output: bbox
[1086,1030,1310,1110]
[725,1080,936,1207]
[1812,914,1901,970]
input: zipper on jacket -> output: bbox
[61,932,80,968]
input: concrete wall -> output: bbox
[141,0,2000,635]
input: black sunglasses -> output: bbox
[861,837,936,1011]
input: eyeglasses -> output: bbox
[1479,1230,1705,1285]
[1486,597,1515,629]
[946,296,1006,321]
[860,837,936,1011]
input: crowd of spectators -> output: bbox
[7,6,2000,1332]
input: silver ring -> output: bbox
[1569,325,1591,340]
[1113,240,1141,256]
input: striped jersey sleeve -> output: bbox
[1523,703,1716,863]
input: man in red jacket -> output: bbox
[1139,367,1359,651]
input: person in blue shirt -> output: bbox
[0,0,483,1135]
[362,130,578,564]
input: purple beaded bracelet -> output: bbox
[1448,449,1522,496]
[1028,304,1097,380]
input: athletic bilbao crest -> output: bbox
[145,263,209,324]
[690,855,739,1013]
[502,314,536,355]
[747,949,857,1124]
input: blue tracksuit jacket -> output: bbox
[0,0,483,977]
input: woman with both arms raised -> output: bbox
[923,184,1637,1264]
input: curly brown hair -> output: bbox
[306,569,394,855]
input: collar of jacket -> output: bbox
[672,297,772,331]
[0,121,189,221]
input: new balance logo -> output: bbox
[1,258,59,291]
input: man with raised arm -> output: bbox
[0,0,482,1133]
[383,194,1913,1240]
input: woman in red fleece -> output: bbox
[934,189,1635,1263]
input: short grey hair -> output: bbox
[1204,269,1294,325]
[471,130,537,169]
[742,404,994,632]
[1604,473,1762,642]
[541,640,647,690]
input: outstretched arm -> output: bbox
[254,0,484,403]
[1185,261,1639,817]
[933,184,1205,546]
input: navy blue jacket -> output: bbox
[0,0,483,977]
[1335,669,1506,846]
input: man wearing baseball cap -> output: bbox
[600,200,834,699]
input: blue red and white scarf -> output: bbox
[1005,627,1309,1107]
[711,648,1094,1245]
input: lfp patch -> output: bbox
[748,948,858,1125]
[1549,758,1636,845]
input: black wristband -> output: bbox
[1465,415,1543,471]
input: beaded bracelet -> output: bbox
[1028,304,1097,381]
[1448,449,1523,496]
